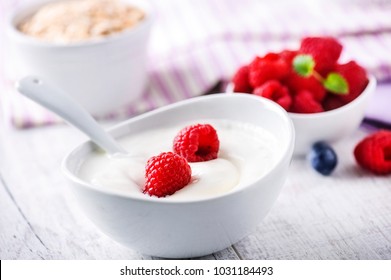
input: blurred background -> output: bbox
[1,0,391,129]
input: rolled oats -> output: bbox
[19,0,145,43]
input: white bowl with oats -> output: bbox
[7,0,153,116]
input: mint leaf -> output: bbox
[323,73,349,95]
[293,54,315,77]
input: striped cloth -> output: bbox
[1,0,391,128]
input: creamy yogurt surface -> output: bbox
[78,119,280,201]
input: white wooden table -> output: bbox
[1,115,391,260]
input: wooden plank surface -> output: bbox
[0,123,390,260]
[235,133,391,259]
[0,125,148,260]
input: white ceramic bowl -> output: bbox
[289,76,376,156]
[62,94,295,258]
[227,76,376,156]
[6,0,153,116]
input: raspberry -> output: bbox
[253,80,292,111]
[284,73,326,102]
[232,65,252,93]
[334,61,368,103]
[290,90,324,113]
[249,53,290,88]
[173,124,220,162]
[354,130,391,175]
[322,95,346,111]
[278,50,299,66]
[300,37,342,74]
[144,152,192,197]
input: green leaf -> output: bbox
[293,54,315,77]
[323,73,349,95]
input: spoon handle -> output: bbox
[17,76,126,155]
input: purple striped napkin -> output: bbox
[1,0,391,128]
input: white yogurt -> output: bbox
[78,120,280,201]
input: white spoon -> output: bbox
[16,76,127,155]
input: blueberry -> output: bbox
[309,142,338,175]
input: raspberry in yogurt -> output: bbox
[77,119,280,201]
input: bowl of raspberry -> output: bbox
[62,94,294,258]
[229,37,376,156]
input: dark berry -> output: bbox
[309,142,338,175]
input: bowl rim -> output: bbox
[6,0,154,49]
[227,75,376,119]
[61,94,295,205]
[288,75,376,119]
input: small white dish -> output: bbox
[289,76,376,156]
[62,94,295,258]
[6,0,153,116]
[227,75,376,156]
